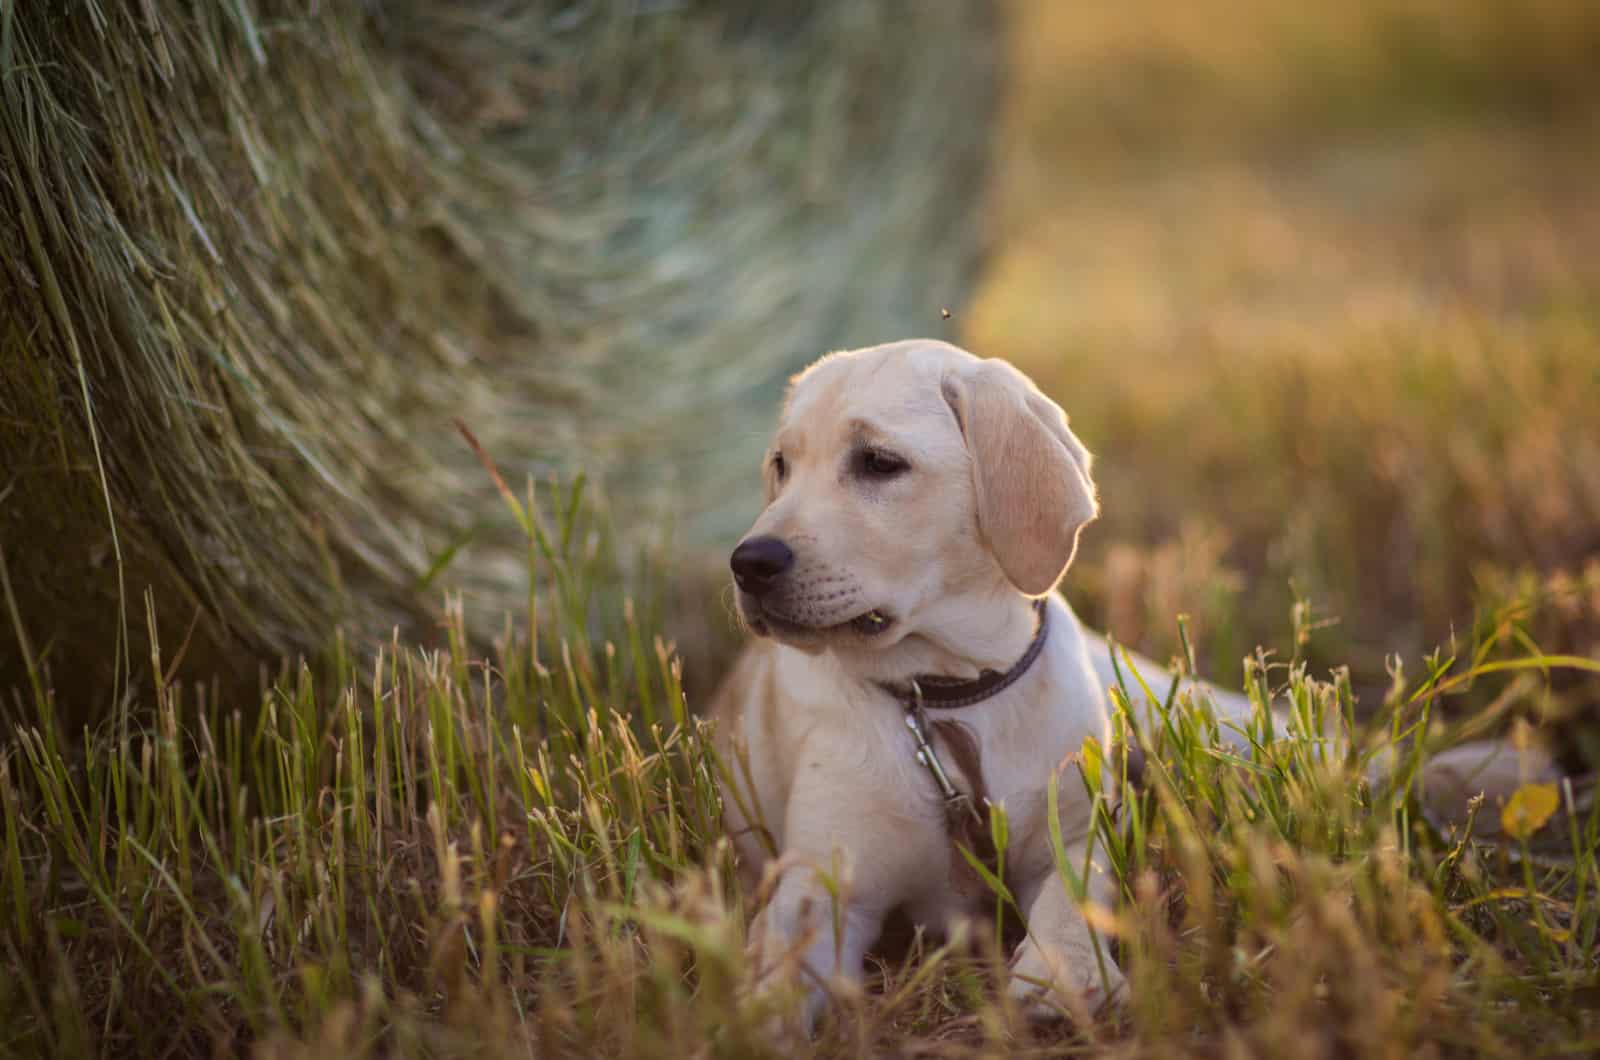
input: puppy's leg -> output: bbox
[1007,839,1126,1018]
[746,861,884,1033]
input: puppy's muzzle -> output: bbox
[730,535,795,595]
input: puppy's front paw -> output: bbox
[1007,944,1128,1023]
[743,963,829,1042]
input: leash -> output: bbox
[902,679,984,828]
[876,600,1051,866]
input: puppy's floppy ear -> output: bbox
[942,359,1098,595]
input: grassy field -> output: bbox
[967,0,1600,764]
[6,0,1600,1056]
[4,475,1596,1057]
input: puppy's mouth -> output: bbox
[745,602,894,640]
[847,610,894,636]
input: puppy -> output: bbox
[712,339,1152,1028]
[709,338,1567,1033]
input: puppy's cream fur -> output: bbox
[710,338,1565,1032]
[712,340,1194,1026]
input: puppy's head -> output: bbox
[731,339,1097,666]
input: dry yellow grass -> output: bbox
[966,0,1600,767]
[0,2,995,715]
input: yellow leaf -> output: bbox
[1500,783,1559,840]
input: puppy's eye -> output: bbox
[771,452,787,481]
[855,447,909,479]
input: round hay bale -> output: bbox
[0,2,996,709]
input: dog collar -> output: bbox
[876,599,1050,825]
[876,598,1050,710]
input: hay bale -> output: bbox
[0,2,996,706]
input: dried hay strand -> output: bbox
[0,2,996,707]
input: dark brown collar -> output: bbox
[876,598,1050,710]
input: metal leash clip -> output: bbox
[903,680,983,827]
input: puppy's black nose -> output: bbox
[730,536,795,594]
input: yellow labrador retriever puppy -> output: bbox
[711,337,1565,1032]
[713,338,1166,1028]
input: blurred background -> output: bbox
[962,0,1600,768]
[1,0,1596,766]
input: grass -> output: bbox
[6,0,1600,1055]
[3,475,1598,1057]
[0,0,994,712]
[967,0,1600,768]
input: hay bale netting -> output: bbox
[0,2,996,708]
